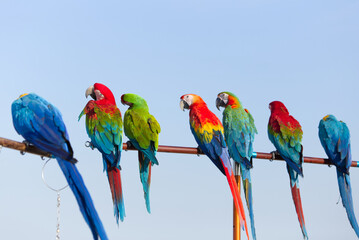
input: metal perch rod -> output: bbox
[0,136,358,167]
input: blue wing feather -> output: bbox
[190,126,226,175]
[12,93,108,240]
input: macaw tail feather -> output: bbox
[337,169,359,237]
[56,158,108,240]
[106,165,126,223]
[139,151,152,214]
[220,153,249,239]
[287,166,308,240]
[240,165,256,240]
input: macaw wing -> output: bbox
[190,121,226,175]
[125,110,159,151]
[318,119,340,161]
[223,108,256,167]
[85,102,123,166]
[269,115,303,174]
[319,119,351,172]
[147,114,161,150]
[339,121,351,170]
[12,94,73,160]
[245,109,257,133]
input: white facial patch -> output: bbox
[94,90,105,100]
[184,94,194,106]
[220,93,229,103]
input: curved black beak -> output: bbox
[216,97,225,111]
[180,99,190,111]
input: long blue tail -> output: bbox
[139,152,152,213]
[337,169,359,238]
[240,164,256,240]
[57,158,108,240]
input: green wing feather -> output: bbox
[268,114,303,174]
[124,108,160,151]
[80,101,122,163]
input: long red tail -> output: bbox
[221,157,249,239]
[288,167,308,239]
[107,166,126,223]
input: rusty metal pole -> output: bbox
[1,137,357,167]
[233,162,241,240]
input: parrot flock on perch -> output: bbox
[8,83,359,240]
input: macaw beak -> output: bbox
[180,99,189,111]
[121,95,133,107]
[216,96,226,111]
[85,85,96,100]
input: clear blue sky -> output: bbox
[0,0,358,239]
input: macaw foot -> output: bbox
[20,140,31,155]
[85,141,94,150]
[196,146,203,156]
[71,158,78,164]
[22,140,30,147]
[126,141,134,150]
[270,150,280,161]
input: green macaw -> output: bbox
[121,93,161,213]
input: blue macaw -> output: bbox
[319,114,359,238]
[12,93,108,240]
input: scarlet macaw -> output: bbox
[267,101,308,239]
[79,83,125,223]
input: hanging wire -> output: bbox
[42,159,68,240]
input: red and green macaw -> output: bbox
[79,83,125,223]
[216,92,257,240]
[319,115,359,238]
[12,93,108,240]
[121,93,160,213]
[180,94,249,239]
[267,101,308,239]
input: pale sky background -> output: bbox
[0,0,359,239]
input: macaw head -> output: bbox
[85,83,116,105]
[121,93,148,110]
[322,114,337,122]
[269,101,289,114]
[180,94,204,111]
[216,91,240,110]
